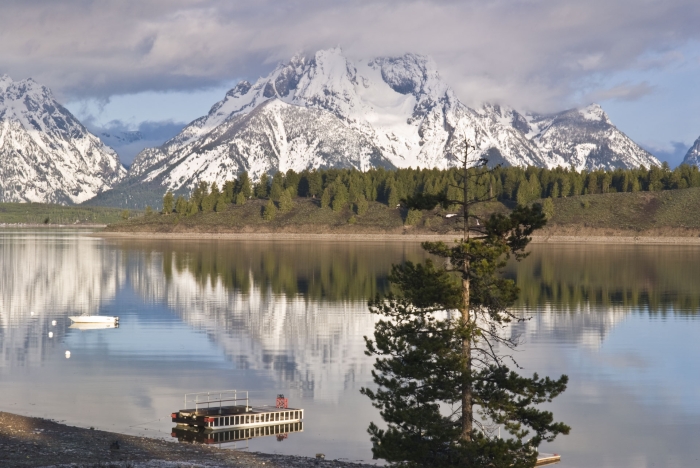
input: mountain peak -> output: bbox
[0,76,125,204]
[579,103,610,123]
[682,136,700,166]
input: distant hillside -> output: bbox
[106,187,700,237]
[0,202,136,225]
[541,186,700,235]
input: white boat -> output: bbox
[69,322,119,330]
[68,315,119,324]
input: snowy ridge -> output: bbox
[128,49,660,191]
[523,104,660,171]
[682,136,700,166]
[0,74,125,203]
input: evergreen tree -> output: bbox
[270,178,284,201]
[307,170,323,197]
[348,172,364,202]
[364,142,569,468]
[239,172,252,199]
[355,196,369,216]
[515,178,532,205]
[192,181,210,210]
[270,171,285,200]
[222,180,236,203]
[262,198,277,220]
[215,194,227,212]
[387,183,401,208]
[321,187,332,209]
[175,196,187,214]
[162,191,174,214]
[278,188,294,212]
[558,176,571,198]
[364,172,378,201]
[201,192,216,212]
[235,192,246,205]
[284,169,301,195]
[255,174,270,198]
[187,200,199,216]
[332,182,349,212]
[210,181,221,199]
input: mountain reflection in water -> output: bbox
[1,231,700,467]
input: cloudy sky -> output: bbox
[1,0,699,165]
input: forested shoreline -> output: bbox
[160,164,700,217]
[103,164,700,236]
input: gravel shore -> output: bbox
[0,412,376,468]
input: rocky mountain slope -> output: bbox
[682,136,700,166]
[127,48,659,192]
[490,103,660,170]
[0,74,125,204]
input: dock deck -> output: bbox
[171,390,304,433]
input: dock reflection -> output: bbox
[172,421,303,446]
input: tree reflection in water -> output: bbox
[507,244,700,314]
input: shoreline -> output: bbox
[0,411,375,468]
[0,223,107,228]
[2,224,698,244]
[95,231,700,245]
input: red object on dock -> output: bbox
[276,394,288,409]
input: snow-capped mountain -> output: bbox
[523,104,659,170]
[682,136,700,166]
[128,48,659,190]
[0,74,125,204]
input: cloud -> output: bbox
[0,0,699,112]
[586,82,656,102]
[640,141,690,168]
[82,118,186,165]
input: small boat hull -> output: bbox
[69,322,119,330]
[69,316,119,323]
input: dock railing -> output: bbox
[184,390,249,413]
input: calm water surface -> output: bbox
[1,230,700,467]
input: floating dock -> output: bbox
[171,390,303,432]
[536,452,561,466]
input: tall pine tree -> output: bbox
[362,141,569,468]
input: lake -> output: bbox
[1,230,699,467]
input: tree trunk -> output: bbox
[461,139,472,442]
[461,276,472,441]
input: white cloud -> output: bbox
[586,82,656,102]
[0,0,699,112]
